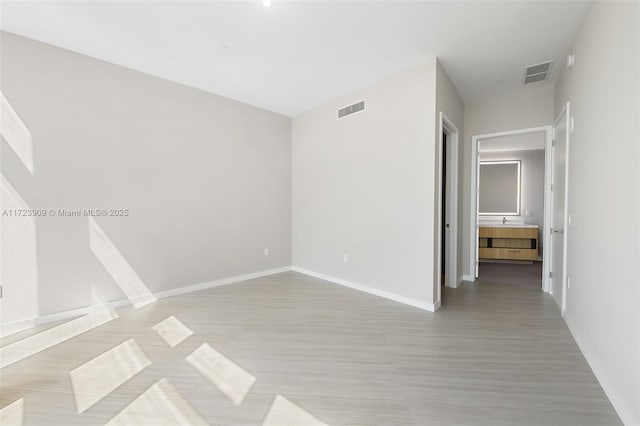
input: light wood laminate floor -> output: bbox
[0,272,621,425]
[478,261,542,289]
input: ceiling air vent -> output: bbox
[523,60,553,85]
[338,100,365,119]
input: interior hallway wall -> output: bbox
[292,60,439,309]
[553,2,639,424]
[1,32,292,316]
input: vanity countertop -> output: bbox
[479,223,538,228]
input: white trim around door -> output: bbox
[469,125,553,293]
[551,102,571,312]
[436,112,460,307]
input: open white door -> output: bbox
[443,116,459,289]
[436,112,459,305]
[474,149,480,278]
[551,102,570,312]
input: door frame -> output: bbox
[436,112,460,307]
[552,102,571,313]
[468,125,553,293]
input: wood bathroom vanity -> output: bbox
[478,225,539,261]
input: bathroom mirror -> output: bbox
[479,160,521,215]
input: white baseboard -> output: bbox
[35,306,95,326]
[563,312,636,425]
[22,266,293,332]
[291,266,438,312]
[34,297,131,327]
[153,266,292,300]
[432,299,441,311]
[462,274,475,282]
[445,277,463,289]
[10,265,437,338]
[0,317,38,338]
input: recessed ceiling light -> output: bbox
[263,0,271,7]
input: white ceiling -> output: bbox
[0,1,591,116]
[479,132,545,152]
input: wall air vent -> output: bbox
[338,100,365,118]
[524,73,547,84]
[523,60,553,85]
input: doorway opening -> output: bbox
[441,131,447,286]
[469,126,553,293]
[436,112,459,308]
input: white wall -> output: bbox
[553,2,639,424]
[435,60,465,297]
[479,148,545,253]
[292,60,439,309]
[0,32,292,316]
[0,175,39,329]
[462,85,554,277]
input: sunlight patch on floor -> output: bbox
[70,338,151,413]
[89,218,156,308]
[104,378,208,426]
[0,398,24,426]
[152,316,193,348]
[262,395,328,426]
[0,295,118,369]
[186,343,256,405]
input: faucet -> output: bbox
[502,217,507,224]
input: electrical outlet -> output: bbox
[568,213,572,226]
[567,276,570,288]
[263,248,270,256]
[343,254,348,263]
